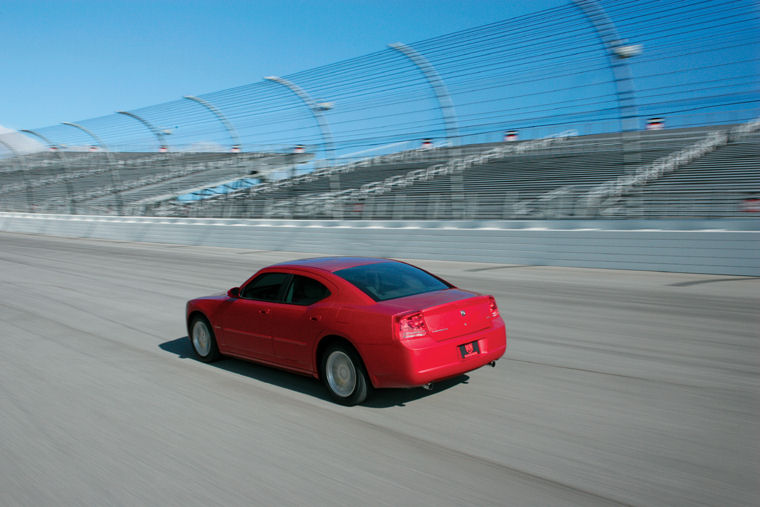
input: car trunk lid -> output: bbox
[380,289,493,342]
[422,294,493,341]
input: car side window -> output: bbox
[284,275,330,306]
[241,272,291,302]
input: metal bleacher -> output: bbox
[622,130,760,218]
[171,125,746,220]
[358,127,722,219]
[174,147,458,218]
[0,151,288,214]
[1,123,757,220]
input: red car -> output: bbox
[186,257,507,405]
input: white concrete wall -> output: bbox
[1,212,758,275]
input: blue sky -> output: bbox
[1,0,567,130]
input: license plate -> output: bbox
[459,340,480,358]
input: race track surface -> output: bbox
[1,232,758,506]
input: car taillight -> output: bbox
[488,296,500,319]
[397,311,428,340]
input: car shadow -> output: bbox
[160,337,469,408]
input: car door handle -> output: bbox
[259,308,271,315]
[309,315,322,322]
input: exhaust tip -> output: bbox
[422,383,433,391]
[489,360,497,367]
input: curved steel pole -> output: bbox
[62,121,124,214]
[21,129,76,213]
[389,42,460,145]
[19,129,56,149]
[184,95,241,151]
[62,121,110,151]
[573,0,643,215]
[0,137,34,211]
[572,0,640,132]
[264,75,335,165]
[117,111,168,151]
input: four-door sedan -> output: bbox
[186,257,507,405]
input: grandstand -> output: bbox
[0,150,313,215]
[138,122,755,220]
[2,121,756,220]
[623,130,760,218]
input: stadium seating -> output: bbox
[1,123,757,219]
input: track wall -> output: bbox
[1,213,758,275]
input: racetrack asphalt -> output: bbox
[1,231,758,506]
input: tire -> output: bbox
[189,315,221,363]
[321,344,372,406]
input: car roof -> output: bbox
[271,256,394,273]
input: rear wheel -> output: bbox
[321,344,371,405]
[189,316,221,362]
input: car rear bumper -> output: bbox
[366,321,506,388]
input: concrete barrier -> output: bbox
[1,212,758,275]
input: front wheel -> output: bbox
[321,344,371,406]
[189,316,221,362]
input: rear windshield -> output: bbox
[334,262,451,301]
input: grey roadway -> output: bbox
[0,231,758,506]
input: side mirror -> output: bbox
[227,287,240,298]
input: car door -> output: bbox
[270,274,332,371]
[221,271,291,361]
